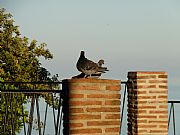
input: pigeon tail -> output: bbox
[98,67,109,72]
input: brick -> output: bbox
[136,71,166,74]
[159,125,168,128]
[70,114,101,120]
[150,129,168,133]
[87,121,120,126]
[69,85,102,90]
[159,105,168,109]
[69,108,84,113]
[149,80,168,83]
[147,101,167,104]
[106,85,120,90]
[136,75,157,79]
[86,107,120,112]
[158,75,168,78]
[136,125,157,128]
[149,110,168,114]
[134,119,147,123]
[105,100,120,105]
[69,100,102,106]
[133,80,146,83]
[149,120,168,124]
[159,85,168,89]
[69,94,84,98]
[105,127,120,132]
[137,91,147,94]
[70,128,102,134]
[159,115,168,119]
[137,101,148,104]
[149,90,167,94]
[137,96,156,99]
[87,94,120,99]
[136,105,156,109]
[136,115,157,119]
[136,85,157,89]
[69,123,83,128]
[105,114,120,119]
[136,129,148,133]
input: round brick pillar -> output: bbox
[62,78,121,135]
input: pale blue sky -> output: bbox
[1,0,180,95]
[1,1,180,134]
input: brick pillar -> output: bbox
[127,72,168,135]
[62,78,121,135]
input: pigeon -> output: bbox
[72,59,105,79]
[73,59,108,79]
[76,51,109,78]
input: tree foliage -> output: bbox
[0,8,61,135]
[0,8,53,82]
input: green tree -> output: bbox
[0,8,53,82]
[0,8,60,135]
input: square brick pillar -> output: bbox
[127,72,168,135]
[62,78,121,135]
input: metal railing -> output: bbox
[1,81,179,135]
[168,101,180,135]
[0,81,63,135]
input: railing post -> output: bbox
[62,78,121,135]
[127,71,168,135]
[172,103,176,135]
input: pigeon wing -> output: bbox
[83,59,98,70]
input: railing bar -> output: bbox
[2,84,7,134]
[172,104,176,135]
[58,109,63,135]
[4,93,8,134]
[36,96,42,135]
[9,93,13,135]
[0,92,5,134]
[10,93,15,135]
[52,93,57,134]
[21,93,27,135]
[120,83,127,134]
[0,81,62,84]
[57,94,63,135]
[58,105,63,135]
[168,103,173,129]
[42,103,48,135]
[56,94,62,135]
[27,95,35,135]
[13,93,18,135]
[0,89,62,93]
[168,101,180,103]
[121,81,127,84]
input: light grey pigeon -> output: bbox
[90,59,109,77]
[98,59,104,67]
[76,51,109,78]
